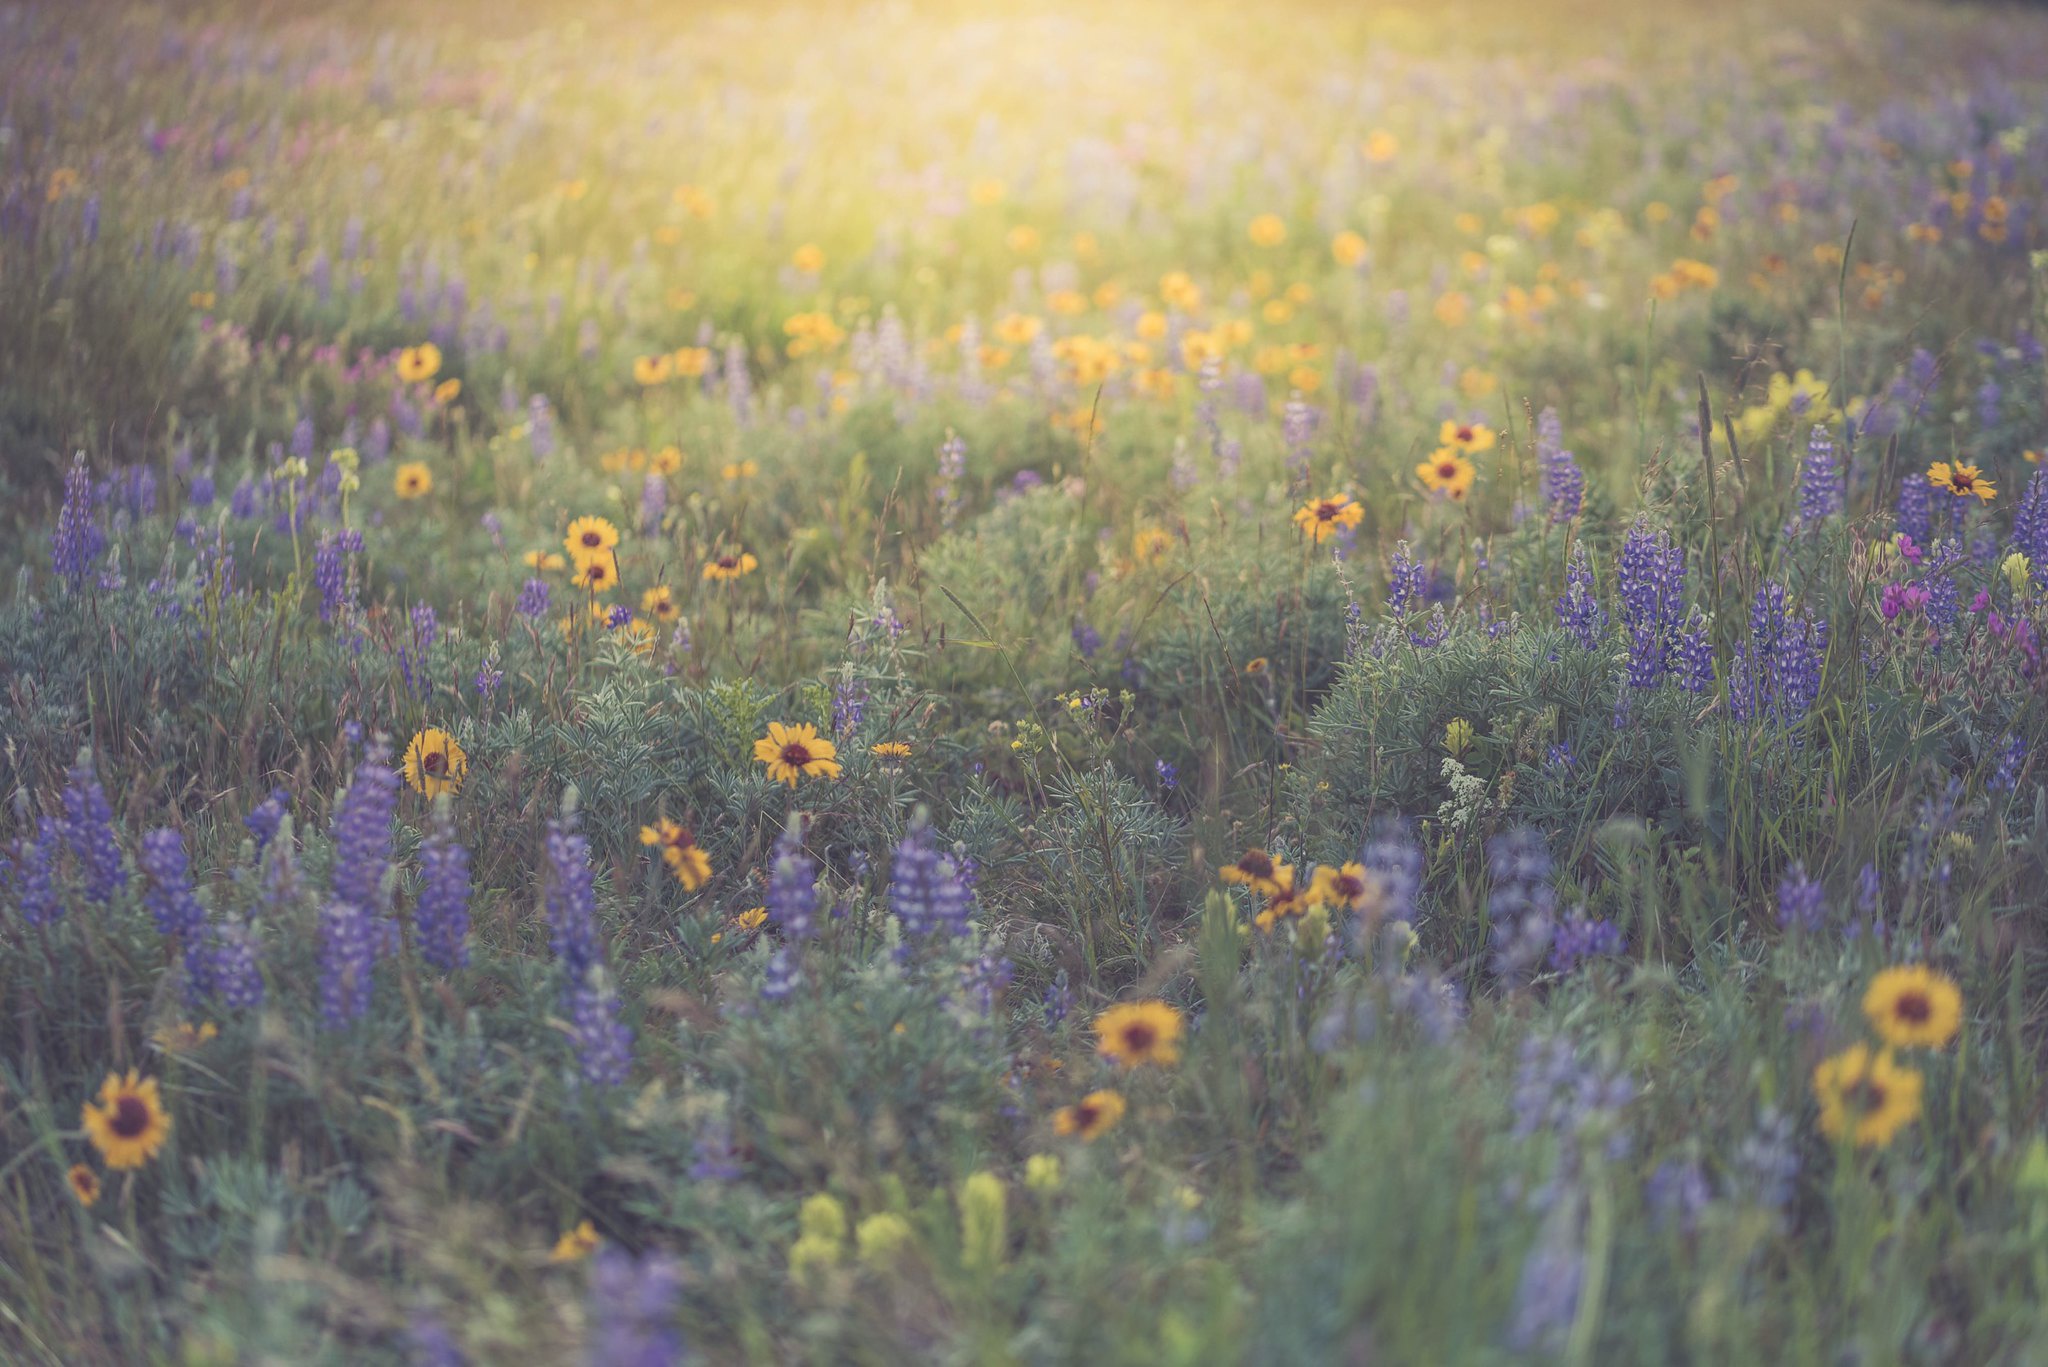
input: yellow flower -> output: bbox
[402,728,468,798]
[570,553,619,593]
[703,551,759,582]
[550,1220,601,1263]
[1331,230,1368,267]
[2004,553,2033,595]
[564,515,621,564]
[433,378,462,405]
[650,446,685,475]
[395,343,442,384]
[1053,1089,1126,1141]
[152,1021,218,1052]
[1133,525,1175,564]
[1220,848,1286,897]
[639,818,713,890]
[1813,1043,1923,1149]
[1862,965,1962,1050]
[1416,449,1476,498]
[1307,862,1383,914]
[1362,130,1399,163]
[68,1164,101,1207]
[1292,493,1363,544]
[1024,1153,1063,1192]
[394,462,433,499]
[1433,291,1470,327]
[1927,460,1996,503]
[721,460,758,481]
[524,550,568,573]
[871,741,912,757]
[1438,420,1497,454]
[673,347,712,377]
[754,722,842,786]
[791,243,825,274]
[1248,213,1288,247]
[733,906,768,933]
[641,584,681,623]
[81,1071,171,1170]
[1244,656,1270,675]
[633,353,674,386]
[1444,718,1473,755]
[1093,1000,1185,1069]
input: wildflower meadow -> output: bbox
[7,0,2048,1360]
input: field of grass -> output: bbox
[6,0,2048,1360]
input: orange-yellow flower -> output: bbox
[754,722,841,786]
[1292,494,1363,544]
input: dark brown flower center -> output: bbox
[111,1095,151,1139]
[1846,1079,1888,1114]
[1121,1023,1158,1053]
[1893,992,1931,1023]
[781,742,813,767]
[1073,1102,1100,1128]
[717,556,738,570]
[1238,851,1275,879]
[422,752,446,776]
[1336,874,1365,900]
[1455,425,1474,443]
[1437,461,1458,479]
[1317,501,1340,520]
[581,530,603,547]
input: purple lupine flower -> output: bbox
[1617,520,1687,688]
[1672,610,1715,693]
[935,429,967,527]
[1556,543,1607,650]
[1797,425,1842,524]
[61,754,125,904]
[1644,1159,1712,1233]
[1359,817,1424,924]
[10,815,64,926]
[1042,969,1073,1026]
[1733,1106,1800,1217]
[583,1246,685,1367]
[410,602,438,650]
[888,813,973,941]
[1505,1217,1582,1355]
[138,828,206,940]
[51,454,106,588]
[1895,470,1933,544]
[1535,407,1584,523]
[476,655,504,698]
[515,578,552,618]
[2013,467,2048,582]
[831,676,867,735]
[760,946,801,1003]
[1487,828,1556,983]
[1387,543,1427,617]
[765,820,818,941]
[1990,735,2026,793]
[569,970,634,1088]
[1511,1034,1636,1156]
[1155,759,1178,790]
[963,949,1014,1017]
[689,1116,745,1181]
[605,605,633,630]
[202,916,265,1009]
[408,1312,466,1367]
[1776,863,1826,933]
[1729,582,1826,726]
[319,896,379,1026]
[313,531,352,622]
[638,472,667,536]
[244,788,289,850]
[189,471,216,508]
[415,807,472,972]
[527,395,554,459]
[331,743,398,916]
[545,807,601,985]
[1976,378,2003,432]
[1547,909,1623,971]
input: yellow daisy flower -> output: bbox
[1292,494,1363,544]
[1813,1043,1923,1149]
[754,722,842,786]
[1093,1000,1185,1069]
[81,1071,171,1170]
[395,343,442,384]
[1862,965,1962,1050]
[402,728,467,798]
[564,515,620,564]
[1052,1089,1127,1142]
[703,551,759,582]
[394,462,433,499]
